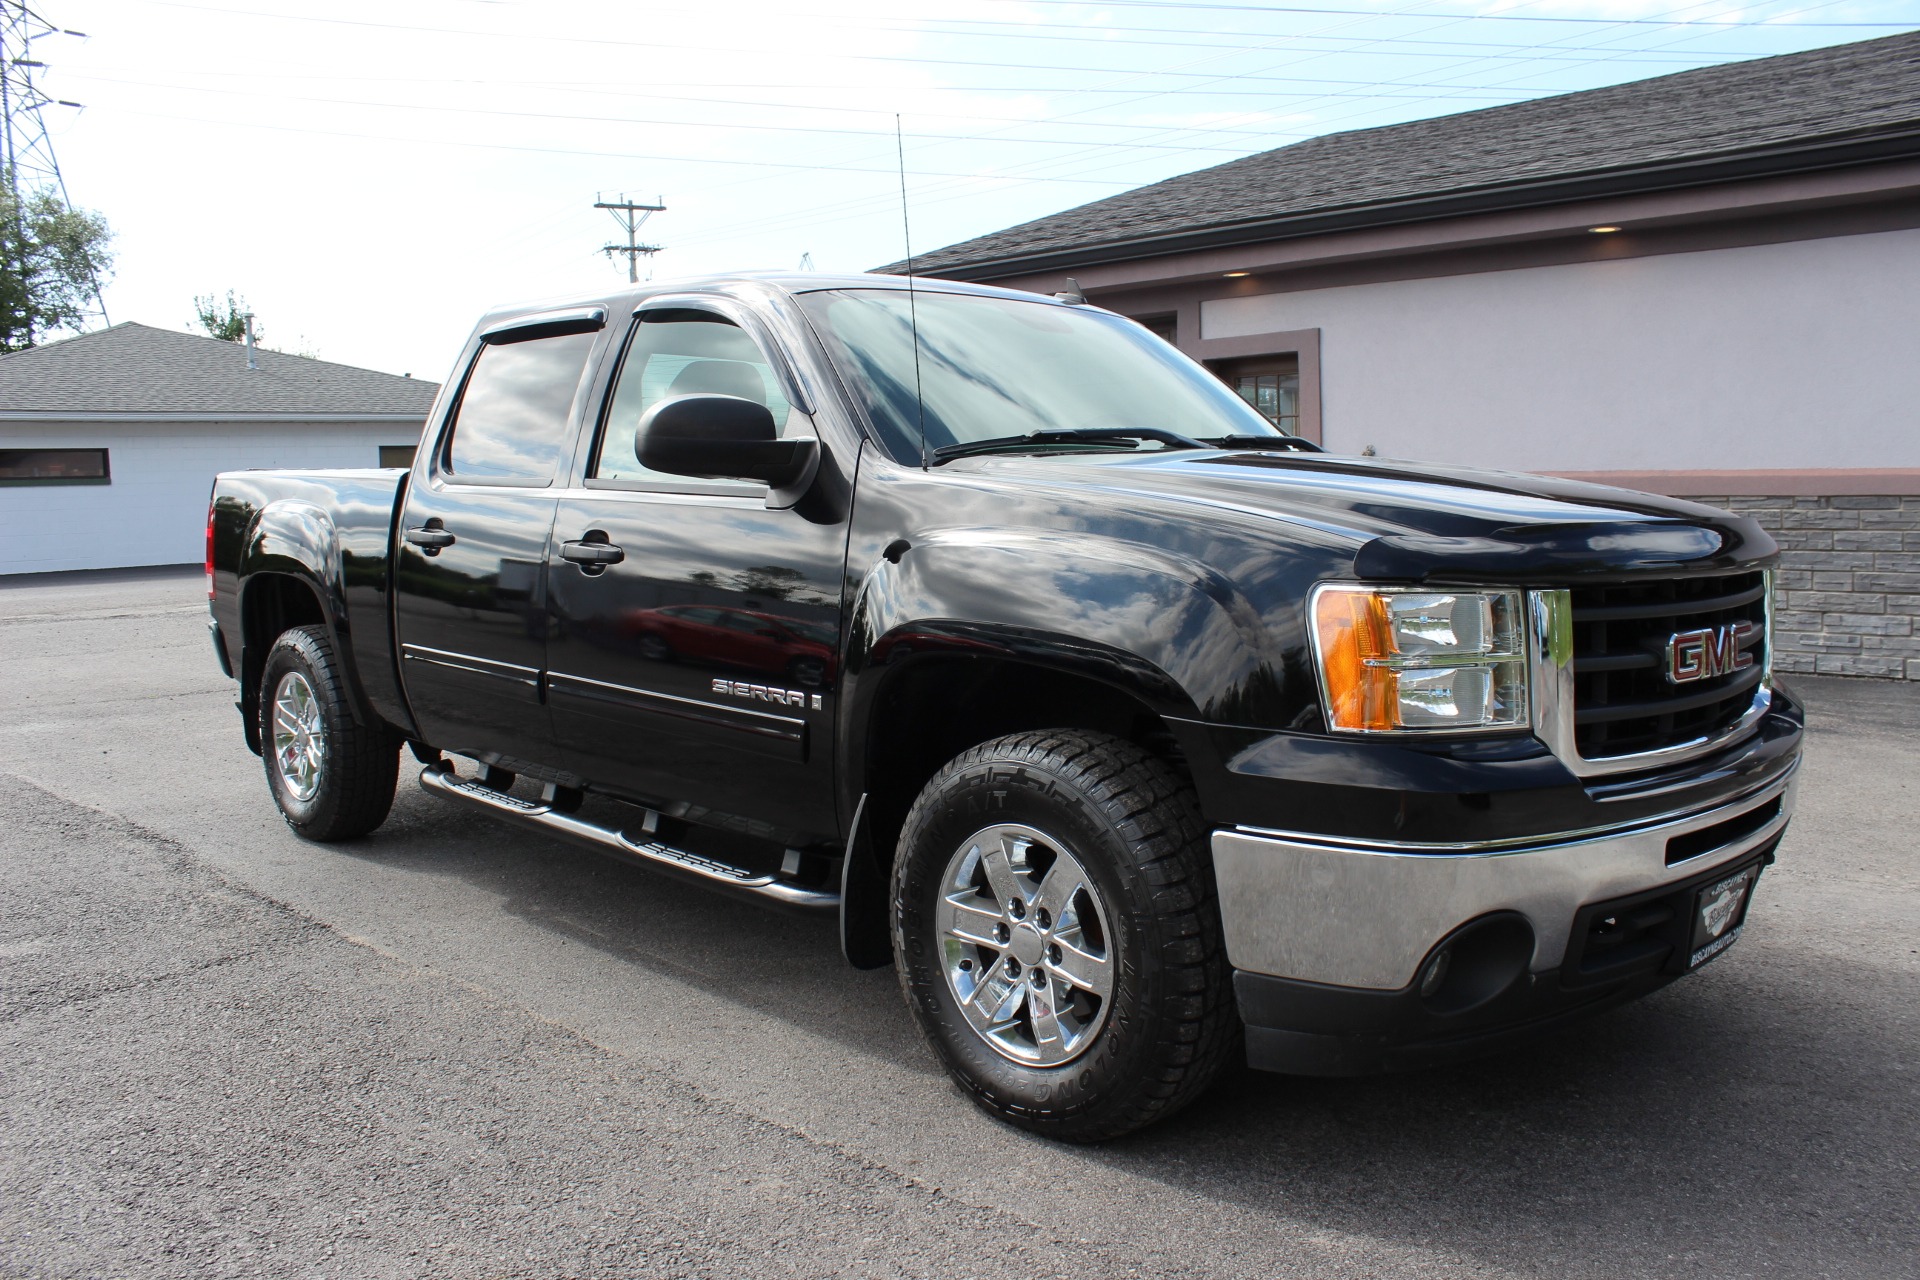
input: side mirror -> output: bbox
[636,394,817,489]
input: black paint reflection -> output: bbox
[618,605,837,687]
[545,490,845,838]
[392,481,560,764]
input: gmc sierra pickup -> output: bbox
[208,272,1801,1141]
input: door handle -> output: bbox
[561,538,625,568]
[404,524,455,553]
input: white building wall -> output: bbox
[0,419,421,574]
[1201,226,1920,472]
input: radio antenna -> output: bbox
[895,114,929,471]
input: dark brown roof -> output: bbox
[896,30,1920,279]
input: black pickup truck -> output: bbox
[208,272,1801,1140]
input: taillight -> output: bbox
[205,499,217,601]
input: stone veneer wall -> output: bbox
[1693,496,1920,680]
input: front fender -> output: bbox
[847,527,1285,724]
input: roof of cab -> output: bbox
[469,270,1065,332]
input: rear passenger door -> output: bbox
[393,309,605,771]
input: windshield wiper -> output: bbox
[931,426,1207,464]
[1203,434,1325,453]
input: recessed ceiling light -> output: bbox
[1588,225,1622,234]
[1223,270,1251,278]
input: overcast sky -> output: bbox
[26,0,1920,382]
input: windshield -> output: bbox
[797,288,1284,463]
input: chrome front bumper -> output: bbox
[1210,763,1797,991]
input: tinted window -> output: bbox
[592,310,794,485]
[443,330,597,483]
[798,289,1280,465]
[0,448,109,483]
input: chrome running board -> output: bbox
[418,766,839,914]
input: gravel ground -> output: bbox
[1,566,1915,1279]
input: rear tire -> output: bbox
[258,625,398,842]
[892,729,1235,1142]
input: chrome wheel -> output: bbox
[271,670,325,803]
[935,823,1114,1068]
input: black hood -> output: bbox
[979,449,1776,582]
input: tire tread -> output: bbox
[260,625,398,842]
[894,728,1237,1142]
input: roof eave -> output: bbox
[919,124,1920,281]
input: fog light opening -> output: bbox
[1417,913,1535,1016]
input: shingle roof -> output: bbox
[0,322,441,416]
[898,30,1920,278]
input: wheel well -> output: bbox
[858,656,1188,875]
[238,574,327,752]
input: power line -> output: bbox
[664,0,1858,255]
[69,72,1520,150]
[139,0,1920,62]
[100,106,1151,186]
[67,66,1553,119]
[894,0,1812,215]
[86,0,1806,257]
[70,65,1536,135]
[78,0,1911,280]
[968,0,1919,26]
[153,0,1920,36]
[62,36,1668,98]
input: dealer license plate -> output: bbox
[1688,864,1761,970]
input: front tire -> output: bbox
[892,730,1235,1142]
[258,625,398,842]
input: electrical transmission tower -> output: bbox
[2,1,107,339]
[595,193,664,283]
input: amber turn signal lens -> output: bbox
[1313,589,1397,730]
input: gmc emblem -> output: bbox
[1666,621,1757,685]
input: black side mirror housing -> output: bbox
[636,393,818,491]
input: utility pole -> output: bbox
[595,193,664,283]
[1,1,107,343]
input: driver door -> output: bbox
[543,303,847,839]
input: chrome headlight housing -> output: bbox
[1308,584,1530,733]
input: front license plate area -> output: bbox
[1687,864,1761,970]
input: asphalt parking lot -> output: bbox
[2,566,1916,1280]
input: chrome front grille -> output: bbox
[1567,571,1770,761]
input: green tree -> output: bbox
[193,290,255,343]
[0,184,114,352]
